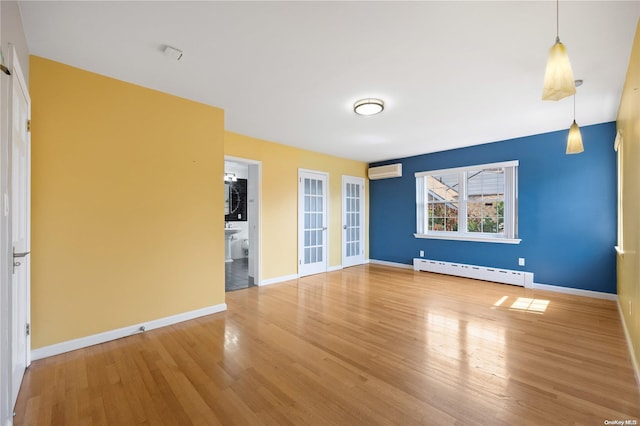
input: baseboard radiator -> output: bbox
[413,258,533,287]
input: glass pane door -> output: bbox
[342,176,365,268]
[299,170,328,277]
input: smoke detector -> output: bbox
[163,45,183,61]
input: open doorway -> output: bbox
[224,156,260,291]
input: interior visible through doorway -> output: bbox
[224,158,260,291]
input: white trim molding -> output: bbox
[532,283,618,301]
[369,259,413,269]
[414,160,520,178]
[260,274,299,286]
[617,301,640,390]
[328,265,343,272]
[31,304,227,361]
[414,233,521,244]
[371,260,618,301]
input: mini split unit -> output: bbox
[368,163,402,180]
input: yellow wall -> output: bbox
[616,18,640,376]
[224,131,369,281]
[30,56,225,348]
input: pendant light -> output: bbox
[566,80,584,154]
[542,0,576,101]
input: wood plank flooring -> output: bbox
[13,264,640,425]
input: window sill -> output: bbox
[414,233,521,244]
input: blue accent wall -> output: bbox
[369,122,617,293]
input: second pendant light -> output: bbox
[566,80,584,155]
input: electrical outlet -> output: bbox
[419,250,424,257]
[518,257,525,266]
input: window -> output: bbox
[415,161,520,243]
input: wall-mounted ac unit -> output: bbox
[368,163,402,180]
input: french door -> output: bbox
[298,170,328,277]
[342,176,365,268]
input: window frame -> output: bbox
[615,133,624,254]
[415,160,521,244]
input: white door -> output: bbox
[10,49,31,410]
[298,170,328,277]
[342,176,365,268]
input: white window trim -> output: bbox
[615,132,623,255]
[414,160,519,178]
[414,233,521,244]
[415,160,520,244]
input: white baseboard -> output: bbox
[369,259,413,269]
[328,265,343,272]
[31,303,227,361]
[532,283,617,301]
[259,273,298,286]
[617,300,640,391]
[371,259,617,300]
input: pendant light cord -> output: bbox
[556,0,560,43]
[556,0,559,38]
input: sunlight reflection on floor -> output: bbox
[492,296,550,313]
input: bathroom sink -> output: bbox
[225,228,242,236]
[224,228,242,262]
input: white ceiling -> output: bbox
[18,1,640,163]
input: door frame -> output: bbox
[224,155,261,286]
[341,175,365,268]
[9,45,31,412]
[0,43,32,422]
[0,44,12,426]
[298,169,329,277]
[9,48,31,402]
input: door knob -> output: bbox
[12,249,29,274]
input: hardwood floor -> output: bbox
[14,264,640,425]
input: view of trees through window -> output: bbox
[426,168,505,235]
[427,173,459,231]
[466,168,504,233]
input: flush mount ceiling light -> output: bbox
[354,98,384,116]
[542,0,576,101]
[566,79,584,154]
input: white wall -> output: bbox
[2,2,29,84]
